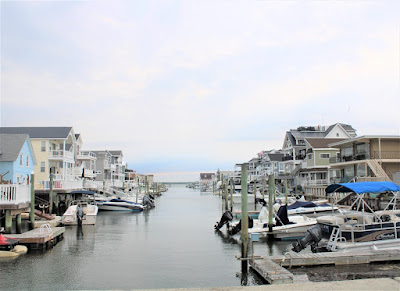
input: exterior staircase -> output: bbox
[366,159,391,181]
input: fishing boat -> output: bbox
[292,181,400,253]
[97,198,144,211]
[62,200,98,225]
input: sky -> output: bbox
[1,1,399,181]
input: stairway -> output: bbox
[366,159,391,181]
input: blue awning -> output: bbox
[325,181,400,194]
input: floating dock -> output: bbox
[251,249,400,284]
[8,226,65,251]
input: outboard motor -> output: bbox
[143,195,155,208]
[292,224,323,253]
[214,211,233,230]
[228,216,254,235]
[76,204,84,226]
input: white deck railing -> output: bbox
[0,184,31,205]
[35,179,83,191]
[83,180,103,190]
[49,150,74,161]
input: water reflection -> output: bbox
[214,229,240,245]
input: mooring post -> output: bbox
[224,177,229,211]
[16,213,22,234]
[29,173,35,230]
[262,175,266,201]
[230,177,234,212]
[212,181,215,194]
[49,173,54,214]
[284,178,288,204]
[5,209,12,234]
[241,163,249,269]
[268,174,275,237]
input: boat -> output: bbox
[215,202,317,240]
[97,198,144,211]
[292,181,400,253]
[62,200,98,225]
[276,199,339,216]
[248,204,317,240]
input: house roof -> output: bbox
[109,150,123,157]
[305,138,347,149]
[0,127,73,139]
[0,134,36,163]
[268,153,284,161]
[325,123,355,136]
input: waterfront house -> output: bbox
[0,134,35,233]
[328,135,400,185]
[109,150,125,188]
[281,123,356,176]
[92,150,113,186]
[0,134,36,184]
[0,127,78,189]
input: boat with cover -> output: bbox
[215,201,317,240]
[248,204,317,240]
[292,181,400,253]
[97,198,144,211]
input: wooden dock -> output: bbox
[270,249,400,267]
[8,226,65,251]
[250,258,294,284]
[251,249,400,284]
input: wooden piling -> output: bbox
[224,177,229,211]
[240,163,249,268]
[29,173,35,230]
[230,178,234,212]
[16,213,22,234]
[49,174,54,214]
[262,176,266,201]
[284,178,288,204]
[5,209,12,234]
[268,174,275,235]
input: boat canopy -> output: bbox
[325,181,400,194]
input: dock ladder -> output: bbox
[326,227,342,252]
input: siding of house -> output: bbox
[0,161,13,182]
[12,139,35,183]
[31,139,49,181]
[370,139,400,158]
[314,149,339,166]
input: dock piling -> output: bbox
[268,174,275,236]
[240,163,249,270]
[29,173,35,230]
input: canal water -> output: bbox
[0,184,295,290]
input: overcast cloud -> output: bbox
[1,1,399,177]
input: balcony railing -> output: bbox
[371,151,400,159]
[282,155,305,161]
[35,179,83,191]
[49,150,74,161]
[330,151,399,164]
[78,151,97,159]
[0,185,31,205]
[303,179,328,186]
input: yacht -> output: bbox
[97,198,144,211]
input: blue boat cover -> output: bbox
[325,181,400,194]
[287,201,317,210]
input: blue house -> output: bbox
[0,134,36,184]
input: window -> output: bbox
[41,141,46,152]
[40,161,46,172]
[20,154,23,166]
[336,133,339,137]
[320,153,330,159]
[308,154,313,160]
[26,155,30,167]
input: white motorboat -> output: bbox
[62,201,98,225]
[292,181,400,253]
[248,204,317,240]
[97,198,144,211]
